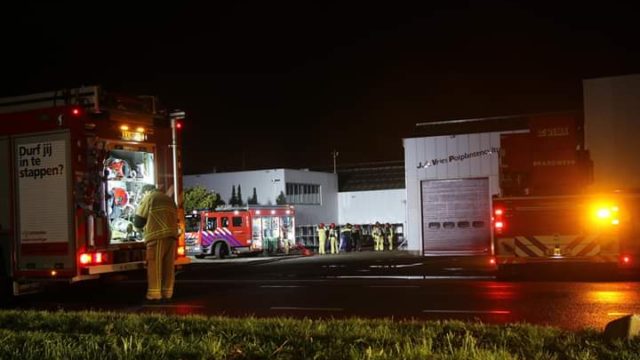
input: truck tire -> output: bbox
[0,259,12,307]
[214,242,229,259]
[0,277,11,307]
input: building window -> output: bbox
[285,183,321,205]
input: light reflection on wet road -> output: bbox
[6,253,640,331]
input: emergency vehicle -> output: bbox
[0,86,189,298]
[186,205,296,258]
[493,112,640,275]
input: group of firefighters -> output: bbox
[316,222,395,255]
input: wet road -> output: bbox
[6,252,640,331]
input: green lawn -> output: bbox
[0,310,638,359]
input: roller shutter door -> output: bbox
[421,178,491,255]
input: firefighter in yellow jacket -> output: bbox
[372,222,384,251]
[134,184,179,302]
[384,223,394,251]
[317,223,327,255]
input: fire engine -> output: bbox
[185,205,296,258]
[493,111,640,275]
[0,86,189,298]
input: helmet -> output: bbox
[319,223,325,228]
[330,223,335,228]
[112,187,128,206]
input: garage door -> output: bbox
[421,178,491,255]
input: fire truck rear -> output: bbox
[493,111,640,276]
[0,86,189,298]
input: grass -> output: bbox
[0,310,639,359]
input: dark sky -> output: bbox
[3,1,639,174]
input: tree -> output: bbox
[276,191,287,205]
[229,185,237,206]
[184,186,218,214]
[248,187,258,205]
[237,184,244,206]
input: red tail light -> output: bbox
[493,205,506,234]
[79,253,92,265]
[79,252,107,266]
[489,257,496,265]
[622,255,631,265]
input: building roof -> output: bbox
[337,161,405,192]
[409,111,580,138]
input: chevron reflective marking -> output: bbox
[502,242,516,255]
[563,235,585,254]
[211,229,243,247]
[514,237,545,257]
[525,236,548,255]
[576,241,600,256]
[201,230,242,248]
[499,234,611,258]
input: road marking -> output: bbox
[333,275,425,280]
[332,275,495,280]
[395,263,424,268]
[422,309,511,315]
[166,279,330,284]
[260,285,306,288]
[271,306,343,312]
[142,304,206,309]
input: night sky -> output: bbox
[3,2,639,174]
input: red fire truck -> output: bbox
[185,205,296,258]
[0,86,189,299]
[493,112,640,275]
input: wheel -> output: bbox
[194,254,206,259]
[214,242,229,259]
[0,276,13,307]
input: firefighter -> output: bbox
[340,223,353,252]
[352,224,362,252]
[329,223,338,254]
[134,184,179,303]
[316,223,327,255]
[372,222,384,251]
[281,224,290,255]
[384,223,394,251]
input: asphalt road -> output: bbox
[6,252,640,331]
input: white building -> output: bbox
[184,162,408,248]
[403,129,525,254]
[184,168,338,227]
